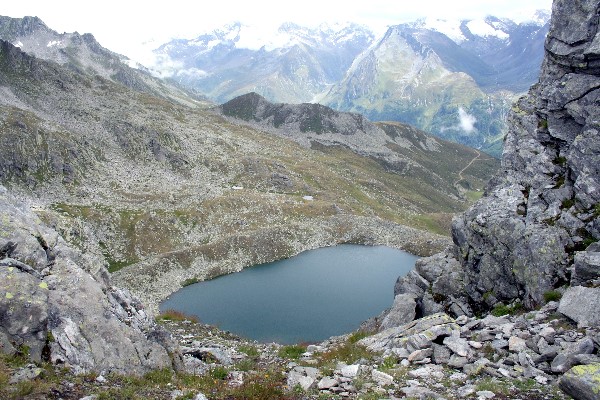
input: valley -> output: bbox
[156,14,549,156]
[1,1,599,399]
[0,20,498,312]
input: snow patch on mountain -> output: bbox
[422,18,466,43]
[466,19,509,40]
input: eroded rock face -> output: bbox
[400,0,600,318]
[0,185,179,374]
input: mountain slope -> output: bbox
[218,92,499,204]
[0,32,501,315]
[0,15,210,107]
[321,17,549,156]
[156,15,548,156]
[155,22,374,103]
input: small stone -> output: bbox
[558,286,600,328]
[306,345,322,353]
[449,372,467,381]
[558,363,600,400]
[448,355,468,369]
[468,340,483,349]
[508,336,527,352]
[406,333,433,352]
[317,377,338,390]
[443,335,471,357]
[476,390,495,399]
[458,384,476,397]
[408,365,444,379]
[491,339,509,350]
[372,369,394,386]
[392,347,411,359]
[408,348,433,362]
[402,386,444,399]
[380,294,417,330]
[95,375,107,383]
[551,337,595,373]
[340,364,360,378]
[432,343,451,364]
[9,364,44,384]
[170,390,184,400]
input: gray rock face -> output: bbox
[558,286,600,328]
[408,0,600,317]
[572,251,600,286]
[0,265,48,361]
[558,363,600,400]
[380,294,416,330]
[0,185,177,374]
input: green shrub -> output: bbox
[543,290,562,303]
[491,302,523,317]
[277,345,306,360]
[238,344,260,358]
[348,329,374,344]
[561,198,575,209]
[181,277,199,287]
[155,309,199,323]
[227,370,284,400]
[210,366,229,380]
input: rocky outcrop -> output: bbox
[384,1,600,397]
[450,0,600,312]
[0,185,179,374]
[391,0,600,318]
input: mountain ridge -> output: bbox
[153,14,549,156]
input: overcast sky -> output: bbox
[4,0,552,63]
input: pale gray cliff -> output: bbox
[0,185,181,374]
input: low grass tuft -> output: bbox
[543,290,562,303]
[155,309,199,323]
[277,345,306,360]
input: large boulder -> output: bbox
[0,185,179,374]
[559,363,600,400]
[558,286,600,328]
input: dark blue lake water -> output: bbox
[160,244,418,344]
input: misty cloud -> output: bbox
[458,107,477,133]
[176,68,209,79]
[146,54,184,79]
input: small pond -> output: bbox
[160,244,418,344]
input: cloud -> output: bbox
[2,0,552,65]
[458,107,477,133]
[144,54,184,79]
[176,68,209,79]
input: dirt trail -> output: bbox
[454,150,481,187]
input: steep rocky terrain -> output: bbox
[2,1,597,398]
[0,15,210,108]
[0,183,179,376]
[381,0,600,398]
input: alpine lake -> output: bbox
[160,244,418,344]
